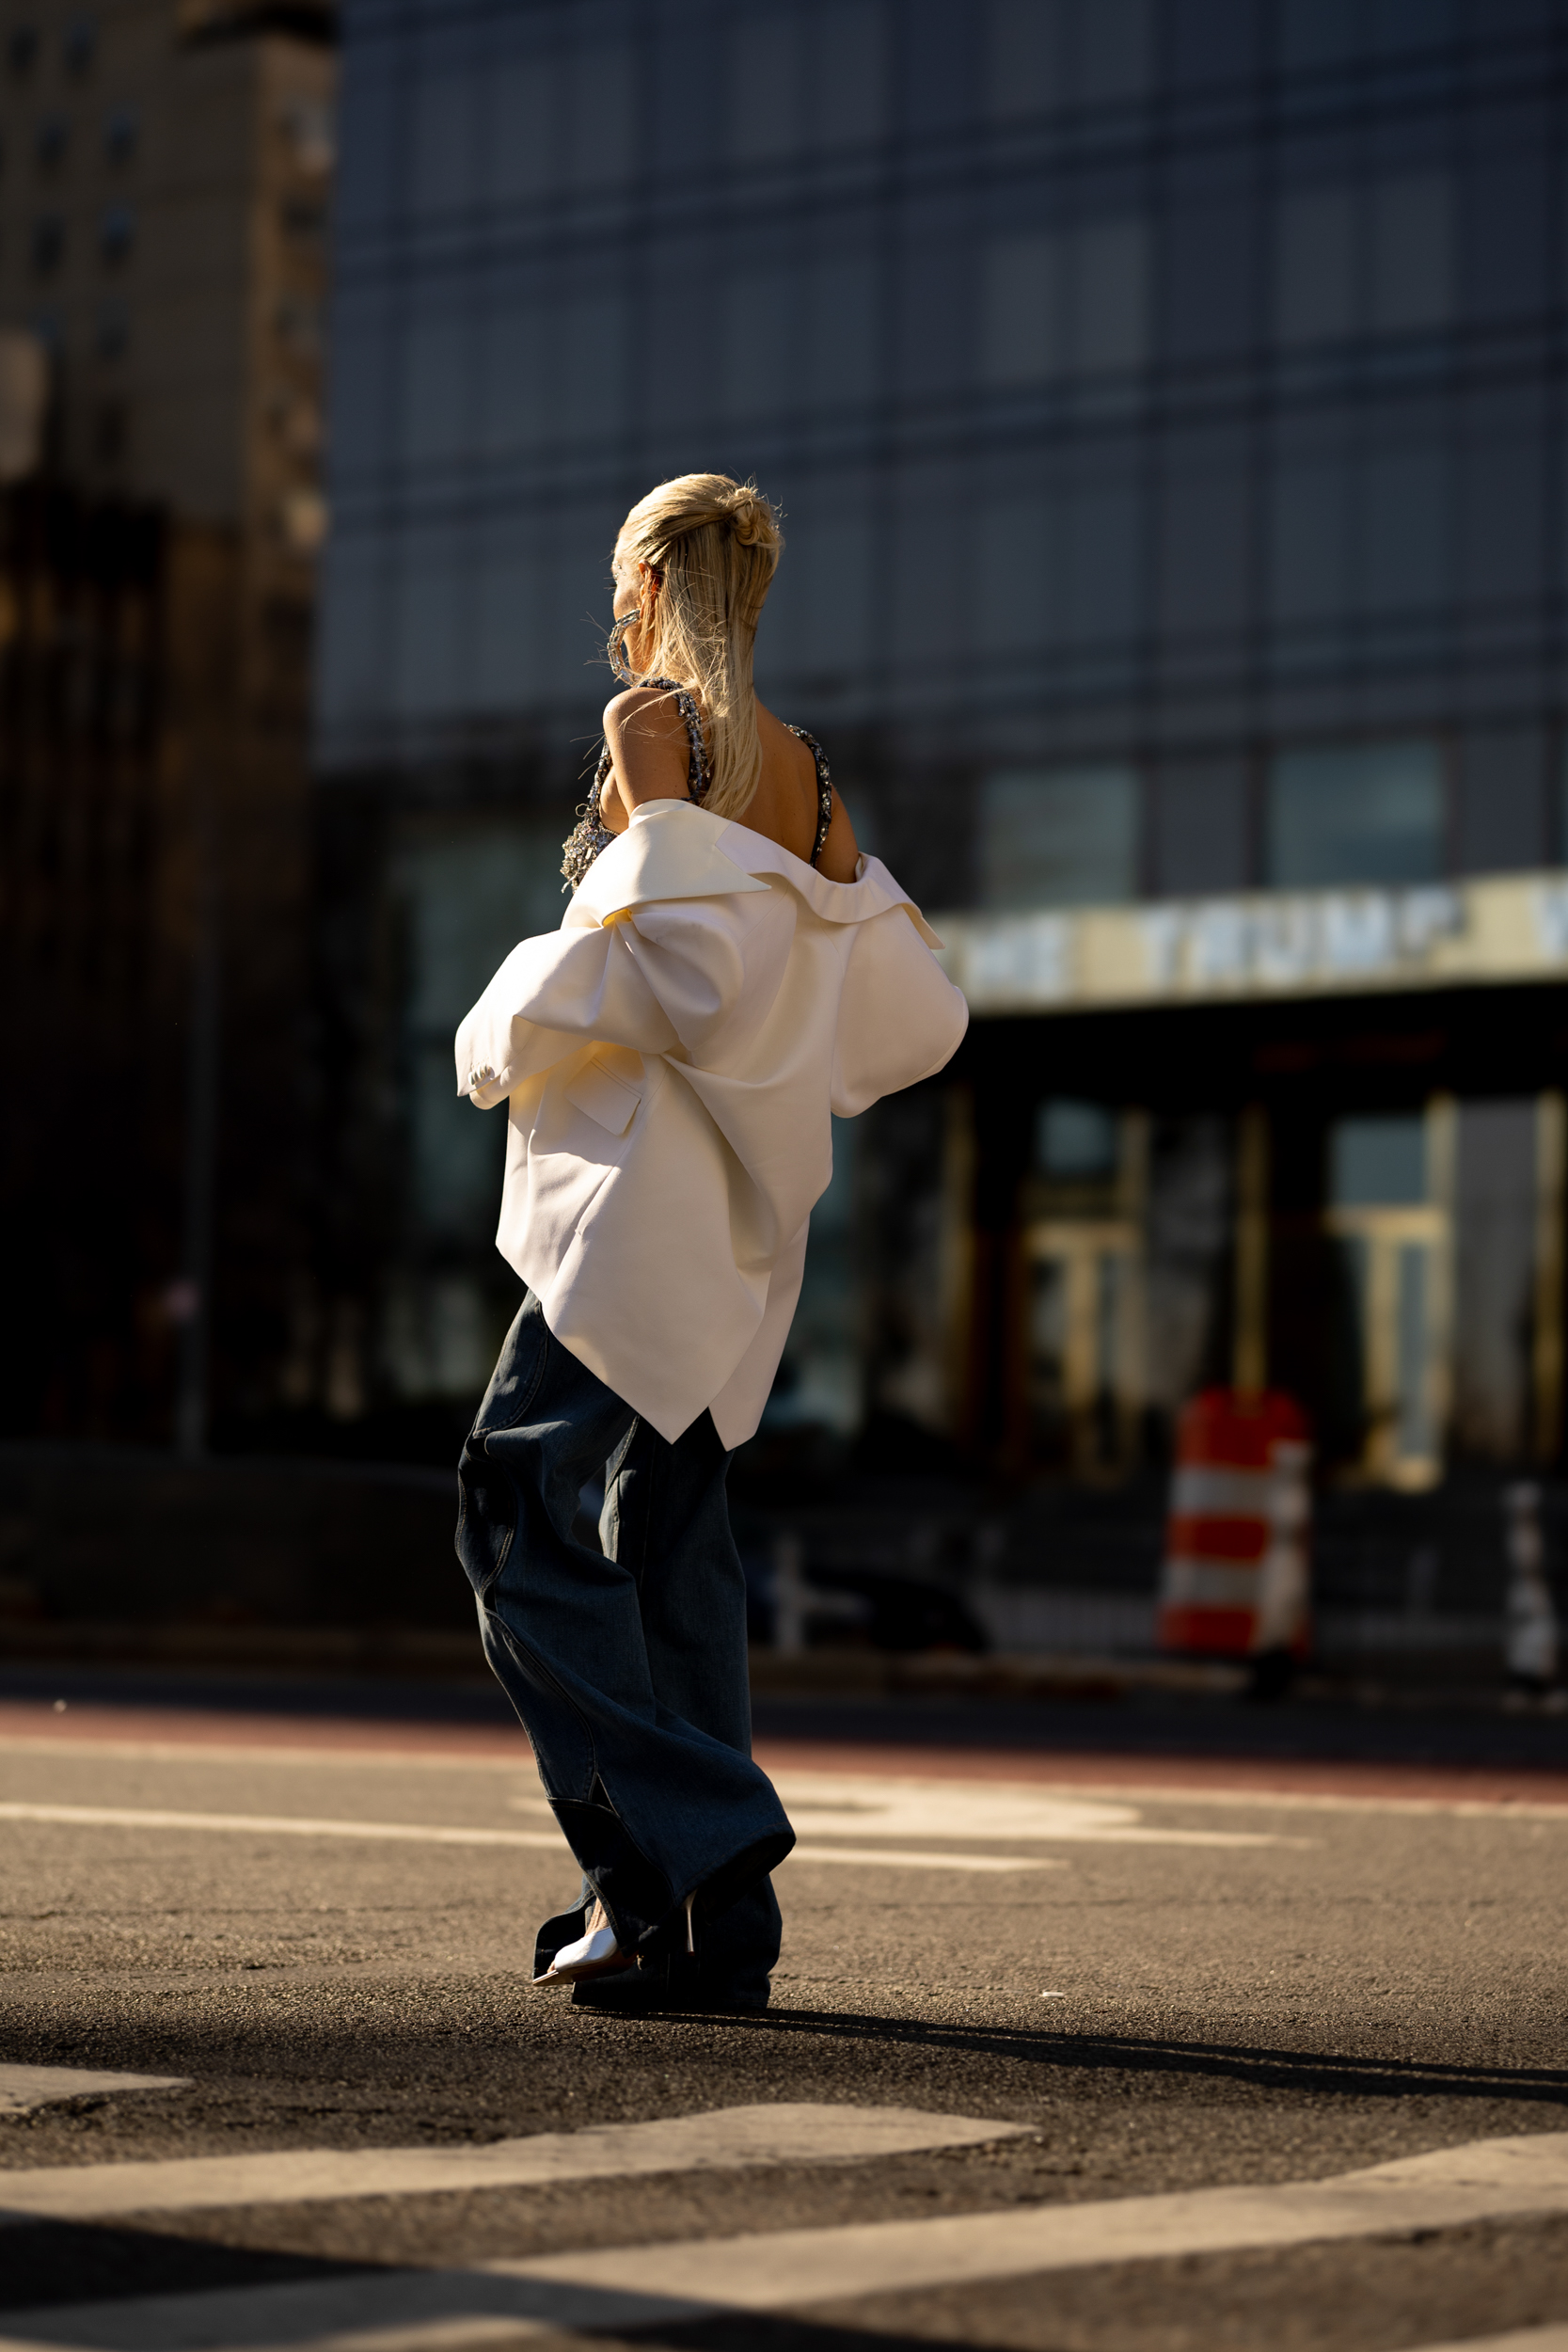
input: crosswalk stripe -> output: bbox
[0,1803,1050,1872]
[0,2104,1027,2225]
[0,2068,190,2119]
[1,2130,1564,2350]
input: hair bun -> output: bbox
[725,484,775,548]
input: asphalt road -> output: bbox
[1,1702,1566,2352]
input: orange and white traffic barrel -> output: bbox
[1157,1389,1312,1659]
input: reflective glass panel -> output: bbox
[1268,741,1443,886]
[979,766,1140,906]
[1330,1115,1427,1207]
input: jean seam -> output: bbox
[484,1604,601,1806]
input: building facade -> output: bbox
[0,0,336,1446]
[318,0,1568,1528]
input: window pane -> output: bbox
[729,13,799,158]
[980,231,1061,386]
[1270,453,1349,622]
[979,766,1140,907]
[1330,1115,1426,1206]
[479,46,554,206]
[1268,740,1443,887]
[1072,218,1148,373]
[409,65,474,218]
[721,264,796,421]
[804,252,879,406]
[1063,478,1141,644]
[1164,199,1256,358]
[1072,0,1153,102]
[985,0,1063,118]
[1370,175,1452,334]
[1158,449,1250,635]
[391,539,466,721]
[556,290,628,441]
[816,2,888,144]
[1358,443,1449,614]
[398,298,470,468]
[1275,186,1354,346]
[976,487,1049,649]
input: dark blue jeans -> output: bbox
[455,1291,793,1999]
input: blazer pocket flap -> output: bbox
[564,1059,642,1136]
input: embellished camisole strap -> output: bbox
[560,677,710,890]
[784,724,834,868]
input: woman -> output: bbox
[453,473,967,2011]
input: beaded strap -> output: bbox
[561,678,710,890]
[561,694,835,887]
[784,724,834,868]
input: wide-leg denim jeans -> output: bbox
[455,1290,794,1999]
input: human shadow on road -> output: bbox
[631,2003,1568,2108]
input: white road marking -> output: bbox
[0,2067,190,2119]
[0,2103,1027,2225]
[786,1844,1053,1871]
[1,2131,1565,2350]
[0,1802,1051,1873]
[0,1804,566,1851]
[4,1734,1563,1818]
[768,1774,1299,1847]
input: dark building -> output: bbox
[316,0,1568,1603]
[0,0,337,1453]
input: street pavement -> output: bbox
[0,1693,1565,2352]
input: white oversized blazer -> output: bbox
[454,798,969,1447]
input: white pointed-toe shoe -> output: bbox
[533,1899,637,1986]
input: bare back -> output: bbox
[600,689,861,884]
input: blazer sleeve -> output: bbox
[453,892,759,1107]
[453,924,682,1107]
[830,905,969,1118]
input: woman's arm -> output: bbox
[598,689,693,830]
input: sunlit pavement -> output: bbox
[1,1690,1566,2352]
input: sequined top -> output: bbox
[560,678,835,891]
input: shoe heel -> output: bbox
[684,1890,696,1955]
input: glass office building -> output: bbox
[318,0,1568,1511]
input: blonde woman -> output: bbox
[454,474,966,2011]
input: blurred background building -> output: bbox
[0,0,334,1446]
[7,0,1568,1673]
[316,0,1568,1526]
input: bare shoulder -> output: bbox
[602,686,691,809]
[603,687,688,743]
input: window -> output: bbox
[979,766,1140,908]
[64,15,94,74]
[94,296,126,358]
[1358,442,1449,615]
[816,2,886,145]
[1370,174,1451,334]
[1075,0,1154,102]
[103,105,135,165]
[1037,1099,1118,1177]
[1267,740,1444,888]
[1275,187,1354,345]
[728,13,798,159]
[1325,1104,1449,1489]
[8,24,37,74]
[35,116,66,167]
[979,217,1147,387]
[30,213,61,274]
[1269,450,1350,623]
[985,0,1060,119]
[98,200,133,265]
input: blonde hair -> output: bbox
[611,472,783,820]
